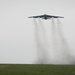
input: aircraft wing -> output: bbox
[28,15,44,18]
[48,15,64,18]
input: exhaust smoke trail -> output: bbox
[51,18,57,51]
[51,18,72,64]
[51,18,62,64]
[38,18,48,48]
[56,19,73,64]
[33,18,74,64]
[51,18,58,60]
[33,19,48,64]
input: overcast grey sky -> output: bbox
[0,0,75,63]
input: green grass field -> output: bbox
[0,64,75,75]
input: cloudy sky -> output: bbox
[0,0,75,63]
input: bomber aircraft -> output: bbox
[28,14,64,20]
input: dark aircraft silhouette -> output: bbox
[28,14,64,20]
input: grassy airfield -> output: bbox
[0,64,75,75]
